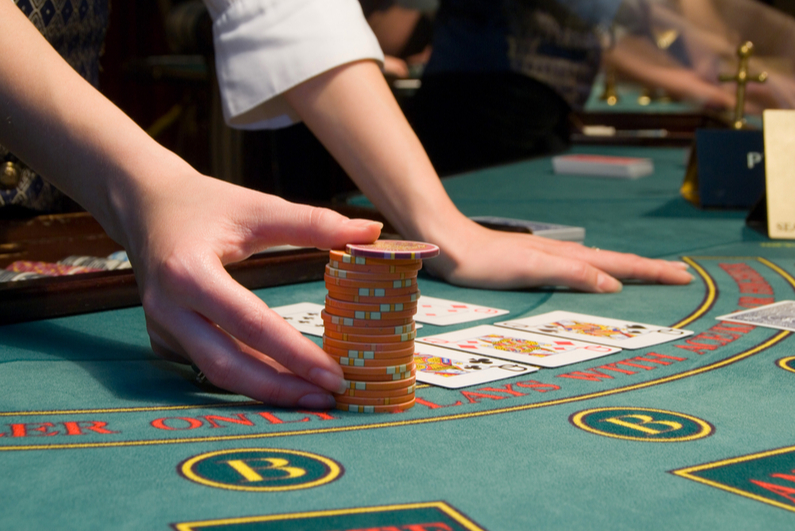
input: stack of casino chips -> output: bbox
[323,240,440,413]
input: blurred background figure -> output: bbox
[403,0,795,176]
[604,0,795,114]
[405,0,611,176]
[363,0,437,78]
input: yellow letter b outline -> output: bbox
[601,414,683,435]
[224,458,307,482]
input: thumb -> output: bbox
[241,197,383,252]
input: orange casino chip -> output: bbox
[324,328,416,343]
[339,369,415,382]
[336,383,416,398]
[342,358,415,379]
[334,391,415,406]
[323,321,416,336]
[329,250,422,267]
[342,376,416,391]
[325,274,416,290]
[327,260,422,274]
[335,398,416,413]
[321,305,418,322]
[328,352,415,368]
[325,264,418,281]
[325,284,420,299]
[323,289,421,304]
[321,310,414,328]
[325,296,418,314]
[323,335,415,352]
[323,343,416,359]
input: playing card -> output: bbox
[272,302,326,336]
[275,302,423,336]
[414,296,509,326]
[716,300,795,332]
[417,325,621,368]
[414,343,537,388]
[552,154,654,178]
[495,311,693,350]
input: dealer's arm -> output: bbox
[0,2,384,407]
[283,60,693,292]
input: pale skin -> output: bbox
[0,2,380,408]
[1,3,691,406]
[284,60,693,292]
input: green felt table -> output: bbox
[3,145,795,530]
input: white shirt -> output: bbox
[205,0,384,130]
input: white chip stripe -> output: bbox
[357,288,385,296]
[376,251,418,259]
[339,358,367,366]
[327,315,355,326]
[339,350,376,359]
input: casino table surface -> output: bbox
[3,145,795,531]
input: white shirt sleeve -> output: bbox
[205,0,384,130]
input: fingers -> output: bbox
[431,228,693,293]
[163,309,337,408]
[504,248,623,293]
[146,315,190,364]
[161,253,347,396]
[538,241,694,285]
[230,196,382,259]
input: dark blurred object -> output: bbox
[405,72,571,176]
[100,1,214,176]
[164,0,214,55]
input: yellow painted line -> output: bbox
[173,501,486,531]
[0,401,260,418]
[777,356,795,374]
[672,444,795,514]
[672,257,716,329]
[0,256,791,451]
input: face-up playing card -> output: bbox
[495,311,693,350]
[414,343,537,388]
[414,296,509,326]
[272,302,326,336]
[716,300,795,332]
[417,325,621,368]
[274,302,423,336]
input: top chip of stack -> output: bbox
[324,240,439,413]
[346,241,441,260]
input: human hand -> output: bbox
[382,55,410,78]
[422,219,692,292]
[120,171,382,408]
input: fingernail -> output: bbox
[669,261,690,270]
[598,274,622,293]
[347,219,383,230]
[297,393,336,409]
[308,367,347,394]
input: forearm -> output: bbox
[0,3,191,247]
[283,60,466,248]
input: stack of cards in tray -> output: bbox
[323,240,440,413]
